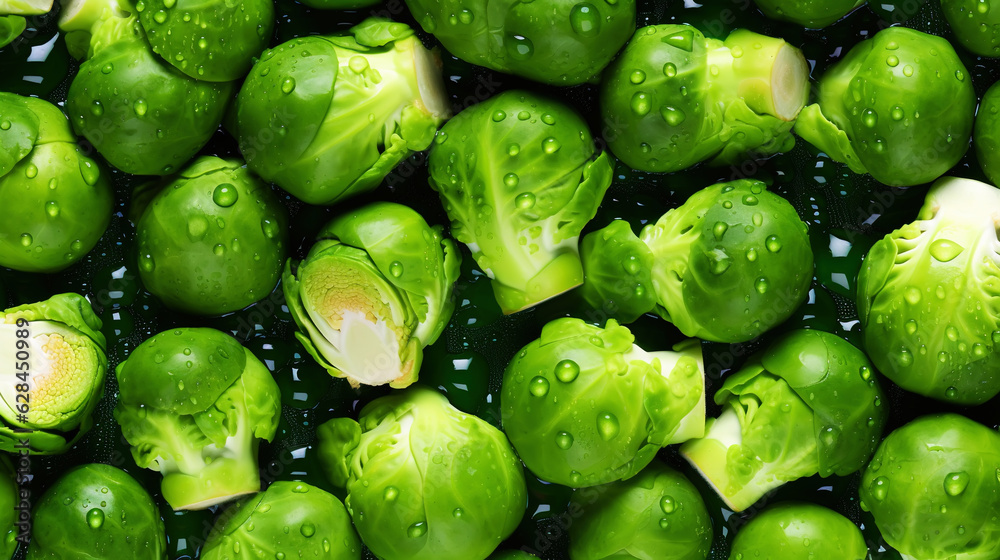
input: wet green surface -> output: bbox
[2,0,1000,558]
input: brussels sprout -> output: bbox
[137,0,273,81]
[132,156,288,316]
[428,90,613,314]
[59,0,233,175]
[601,25,808,173]
[202,481,361,560]
[860,414,1000,560]
[0,93,113,273]
[794,27,974,187]
[502,318,705,488]
[0,16,25,47]
[0,293,106,455]
[975,81,1000,184]
[728,502,867,559]
[681,329,887,512]
[581,179,813,343]
[0,458,16,559]
[941,0,1000,56]
[283,202,460,389]
[27,463,166,560]
[318,386,527,560]
[753,0,865,27]
[858,177,1000,405]
[234,18,451,206]
[402,0,635,85]
[114,327,281,510]
[568,461,712,560]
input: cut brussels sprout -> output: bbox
[860,414,1000,560]
[202,481,361,560]
[133,156,288,316]
[601,24,809,173]
[681,329,887,512]
[794,26,975,186]
[318,386,527,560]
[403,0,636,85]
[235,18,451,205]
[114,328,281,510]
[428,90,613,314]
[0,93,113,273]
[858,177,1000,405]
[581,179,813,343]
[284,202,460,389]
[27,464,166,559]
[568,461,712,560]
[0,293,106,454]
[502,318,705,488]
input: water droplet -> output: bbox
[596,413,619,440]
[663,29,694,51]
[383,486,398,501]
[660,496,676,514]
[508,143,520,156]
[153,9,167,23]
[623,256,640,274]
[890,106,904,121]
[101,63,113,74]
[133,98,147,117]
[19,233,32,247]
[529,376,550,397]
[661,105,685,125]
[555,431,574,449]
[754,277,768,294]
[742,195,758,206]
[713,222,728,240]
[569,3,601,37]
[663,62,677,77]
[629,69,646,84]
[261,218,279,239]
[902,65,913,77]
[541,113,556,125]
[281,77,296,94]
[930,239,963,262]
[659,518,670,529]
[745,248,757,262]
[86,508,104,529]
[870,476,889,501]
[212,183,238,207]
[944,472,969,496]
[904,287,921,304]
[542,137,561,153]
[506,34,534,60]
[492,110,506,122]
[79,158,100,186]
[45,201,60,218]
[407,522,427,538]
[765,236,782,253]
[956,70,965,81]
[389,261,404,277]
[513,192,536,210]
[300,523,315,537]
[213,244,226,256]
[886,55,899,67]
[631,92,651,116]
[862,109,878,128]
[945,386,958,399]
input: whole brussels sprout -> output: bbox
[502,318,705,488]
[858,177,1000,405]
[114,328,281,510]
[0,293,106,454]
[0,458,16,559]
[568,461,712,560]
[202,481,361,560]
[318,386,527,560]
[581,179,813,343]
[402,0,635,85]
[27,463,166,559]
[0,93,113,273]
[728,502,867,559]
[428,90,613,314]
[283,202,460,389]
[860,414,1000,560]
[133,156,288,316]
[59,0,233,175]
[136,0,273,81]
[235,18,451,206]
[975,81,1000,184]
[941,0,1000,56]
[681,329,887,512]
[794,26,975,186]
[601,25,809,173]
[753,0,865,27]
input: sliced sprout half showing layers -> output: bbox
[284,202,461,389]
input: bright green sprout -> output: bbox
[601,24,809,173]
[201,481,361,560]
[502,318,705,488]
[941,0,1000,57]
[234,18,451,206]
[728,502,867,559]
[858,177,1000,405]
[0,293,106,455]
[753,0,865,27]
[402,0,636,85]
[794,26,975,186]
[26,463,166,559]
[317,386,527,560]
[681,329,887,512]
[428,90,613,314]
[860,414,1000,560]
[568,461,713,560]
[114,327,281,510]
[132,156,288,316]
[975,81,1000,185]
[58,0,233,175]
[581,179,813,343]
[284,202,460,389]
[0,93,113,273]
